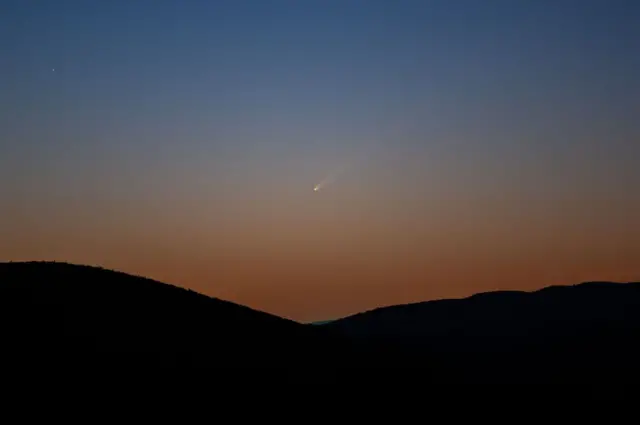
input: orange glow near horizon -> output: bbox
[2,170,639,323]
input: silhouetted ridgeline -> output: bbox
[2,261,640,384]
[323,281,640,383]
[0,261,348,375]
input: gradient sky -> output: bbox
[2,0,639,322]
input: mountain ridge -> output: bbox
[0,260,295,324]
[322,280,640,323]
[0,260,345,372]
[2,260,640,383]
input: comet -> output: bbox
[312,165,347,193]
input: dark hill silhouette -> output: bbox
[323,281,640,383]
[3,260,640,385]
[0,261,349,375]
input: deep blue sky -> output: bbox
[2,0,639,321]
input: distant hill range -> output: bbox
[2,261,639,383]
[323,281,640,383]
[310,320,335,325]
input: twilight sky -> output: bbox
[1,0,639,322]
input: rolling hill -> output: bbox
[2,260,640,384]
[0,261,346,373]
[322,281,640,382]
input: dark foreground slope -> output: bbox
[0,261,348,373]
[324,281,640,382]
[4,261,640,385]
